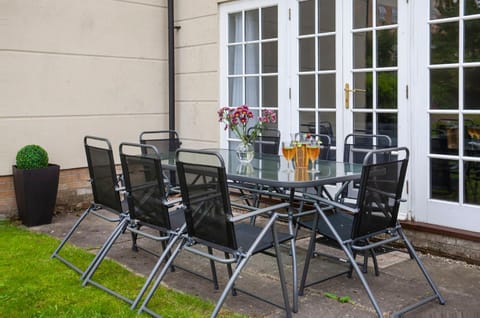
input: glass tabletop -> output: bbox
[161,148,362,189]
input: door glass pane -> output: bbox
[353,31,373,68]
[318,35,335,70]
[430,115,458,155]
[262,76,278,107]
[464,19,480,62]
[319,113,336,149]
[262,41,278,73]
[229,12,242,42]
[229,45,243,75]
[430,0,459,19]
[431,158,459,202]
[378,113,398,146]
[299,75,315,108]
[465,0,480,15]
[353,113,373,135]
[319,0,335,32]
[377,29,397,67]
[299,38,315,71]
[245,10,259,41]
[318,74,335,109]
[430,22,459,64]
[299,111,315,133]
[464,67,480,109]
[377,0,397,26]
[229,78,243,106]
[300,0,315,35]
[262,6,277,39]
[464,161,480,205]
[245,43,259,74]
[430,68,458,109]
[353,72,373,109]
[377,71,397,109]
[246,77,259,107]
[465,114,480,157]
[353,0,372,29]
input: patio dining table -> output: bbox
[159,148,363,312]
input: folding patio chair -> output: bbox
[299,147,445,317]
[81,142,191,308]
[139,130,182,194]
[250,127,281,155]
[51,136,128,277]
[138,149,294,318]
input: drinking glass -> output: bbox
[306,140,320,173]
[281,141,296,173]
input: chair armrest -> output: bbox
[229,202,290,223]
[303,192,359,214]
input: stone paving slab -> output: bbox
[33,212,480,318]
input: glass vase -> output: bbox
[236,142,254,164]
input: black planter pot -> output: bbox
[12,164,60,227]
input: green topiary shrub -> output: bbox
[15,145,49,169]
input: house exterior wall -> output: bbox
[0,0,170,178]
[0,0,223,219]
[173,0,220,150]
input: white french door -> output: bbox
[412,0,480,232]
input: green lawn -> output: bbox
[0,221,245,318]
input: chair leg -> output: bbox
[299,211,319,296]
[224,252,237,296]
[208,247,219,290]
[370,248,380,276]
[131,233,184,310]
[51,205,92,260]
[81,217,129,283]
[272,224,293,318]
[158,230,176,272]
[138,240,186,315]
[131,231,139,252]
[398,229,445,305]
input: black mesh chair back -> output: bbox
[120,143,171,230]
[176,149,237,252]
[250,127,281,155]
[51,136,126,277]
[84,136,123,213]
[139,130,181,155]
[343,133,392,165]
[352,147,409,239]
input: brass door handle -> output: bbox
[344,83,366,109]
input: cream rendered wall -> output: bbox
[174,0,220,150]
[0,0,169,175]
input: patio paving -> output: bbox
[33,211,480,317]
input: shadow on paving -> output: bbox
[33,211,480,318]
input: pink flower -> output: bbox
[218,105,277,144]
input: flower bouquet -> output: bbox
[218,105,277,163]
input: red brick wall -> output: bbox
[0,167,93,220]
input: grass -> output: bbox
[0,221,246,318]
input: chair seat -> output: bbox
[169,208,186,230]
[299,211,353,242]
[234,223,293,254]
